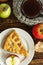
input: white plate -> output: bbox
[0,28,34,65]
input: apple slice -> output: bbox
[6,55,20,65]
[32,24,43,39]
[13,57,20,65]
[6,57,12,65]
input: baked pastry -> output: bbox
[3,30,28,56]
[35,41,43,52]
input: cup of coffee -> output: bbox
[21,0,43,19]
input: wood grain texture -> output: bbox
[0,0,43,65]
[29,59,43,65]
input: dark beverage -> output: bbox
[21,0,42,18]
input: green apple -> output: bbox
[0,3,11,18]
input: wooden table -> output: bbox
[0,0,43,65]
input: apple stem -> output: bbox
[3,6,8,11]
[40,29,43,32]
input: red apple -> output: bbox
[32,24,43,39]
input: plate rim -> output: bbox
[0,28,35,65]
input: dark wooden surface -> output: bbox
[0,0,43,65]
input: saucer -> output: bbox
[13,0,43,25]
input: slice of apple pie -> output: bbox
[3,30,28,56]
